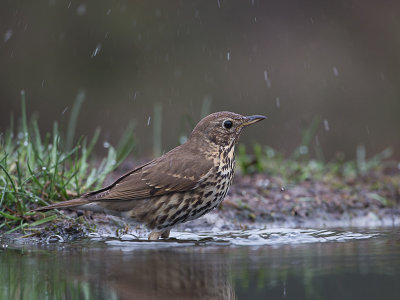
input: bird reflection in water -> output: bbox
[76,247,237,300]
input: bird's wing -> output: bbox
[82,146,214,201]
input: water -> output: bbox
[1,228,399,299]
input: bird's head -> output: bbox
[189,111,266,147]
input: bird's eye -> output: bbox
[223,120,233,129]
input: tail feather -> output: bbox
[35,198,90,211]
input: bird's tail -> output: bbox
[35,198,90,211]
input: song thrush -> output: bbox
[36,111,265,240]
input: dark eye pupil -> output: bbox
[223,120,233,129]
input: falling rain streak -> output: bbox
[324,119,330,131]
[276,97,281,108]
[91,44,102,58]
[4,29,12,42]
[332,66,339,77]
[264,70,271,88]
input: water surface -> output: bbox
[1,228,399,299]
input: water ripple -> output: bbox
[102,228,378,249]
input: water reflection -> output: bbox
[1,245,236,300]
[82,248,236,299]
[1,229,400,300]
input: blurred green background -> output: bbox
[1,0,399,159]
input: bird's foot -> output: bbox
[148,231,161,240]
[148,229,171,241]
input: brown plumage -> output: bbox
[36,111,265,240]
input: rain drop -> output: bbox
[299,145,308,155]
[4,29,13,43]
[283,282,287,297]
[76,4,87,16]
[62,107,68,114]
[103,142,110,148]
[226,51,230,61]
[179,136,188,145]
[323,119,330,131]
[264,70,271,88]
[91,43,102,58]
[276,97,280,108]
[332,66,339,77]
[147,116,151,126]
[106,9,111,15]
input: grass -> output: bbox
[0,91,135,235]
[237,116,395,183]
[237,143,394,181]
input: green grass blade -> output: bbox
[0,210,21,221]
[66,89,85,151]
[27,214,58,227]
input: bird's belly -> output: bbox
[140,156,235,230]
[145,178,232,231]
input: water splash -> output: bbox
[101,228,378,250]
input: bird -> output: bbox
[35,111,266,240]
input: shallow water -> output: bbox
[1,228,399,300]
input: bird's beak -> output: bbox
[241,115,267,127]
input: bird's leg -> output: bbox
[161,229,170,239]
[148,231,162,240]
[148,229,171,240]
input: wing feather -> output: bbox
[83,144,214,201]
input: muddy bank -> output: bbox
[3,168,397,244]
